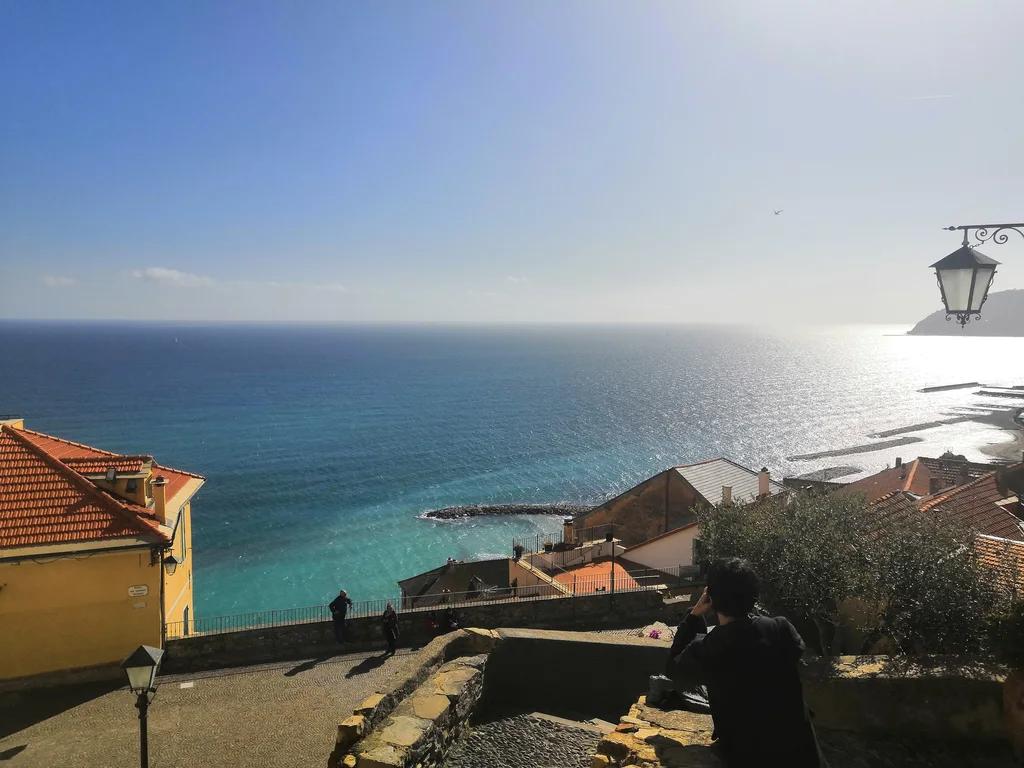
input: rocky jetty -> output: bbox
[421,503,590,520]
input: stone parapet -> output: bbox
[348,655,486,768]
[592,696,718,768]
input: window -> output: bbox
[126,478,138,493]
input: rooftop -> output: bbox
[919,469,1024,541]
[0,423,203,551]
[674,457,785,504]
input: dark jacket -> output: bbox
[382,607,399,637]
[667,613,821,768]
[329,594,353,620]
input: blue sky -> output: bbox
[2,1,1023,323]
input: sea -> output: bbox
[2,321,1024,618]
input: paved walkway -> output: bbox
[0,649,424,768]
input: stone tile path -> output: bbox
[0,649,424,768]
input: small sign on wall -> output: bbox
[128,585,149,597]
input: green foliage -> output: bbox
[696,491,998,656]
[992,601,1024,666]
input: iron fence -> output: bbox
[164,563,698,640]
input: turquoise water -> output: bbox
[2,322,1023,617]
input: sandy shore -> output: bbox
[976,406,1024,463]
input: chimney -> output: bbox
[562,517,575,546]
[758,467,770,498]
[895,457,902,468]
[152,475,168,524]
[721,486,733,505]
[929,477,944,495]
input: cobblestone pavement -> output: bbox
[442,713,602,768]
[0,649,424,768]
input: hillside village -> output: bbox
[2,417,1024,767]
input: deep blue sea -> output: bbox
[3,322,1024,618]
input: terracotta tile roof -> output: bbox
[865,490,922,529]
[835,456,999,504]
[0,426,168,550]
[16,426,203,502]
[975,534,1024,601]
[919,471,1024,541]
[61,456,151,475]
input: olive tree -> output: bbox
[697,490,998,655]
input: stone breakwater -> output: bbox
[420,503,590,520]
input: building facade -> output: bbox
[0,418,203,682]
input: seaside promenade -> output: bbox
[0,647,426,768]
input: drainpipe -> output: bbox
[664,470,670,533]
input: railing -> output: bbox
[164,563,699,640]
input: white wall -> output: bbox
[624,526,699,571]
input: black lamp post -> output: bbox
[121,644,164,768]
[933,223,1022,326]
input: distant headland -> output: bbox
[908,289,1024,336]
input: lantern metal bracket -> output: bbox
[944,223,1024,248]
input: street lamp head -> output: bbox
[930,245,999,326]
[121,645,164,694]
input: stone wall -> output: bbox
[162,589,669,674]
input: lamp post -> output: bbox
[121,644,164,768]
[932,223,1023,325]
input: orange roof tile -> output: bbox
[16,426,203,502]
[919,471,1024,541]
[835,456,998,504]
[61,456,151,475]
[975,534,1024,600]
[0,425,204,551]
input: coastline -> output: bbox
[420,502,590,520]
[977,406,1024,463]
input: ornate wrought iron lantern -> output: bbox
[930,245,998,326]
[932,223,1024,326]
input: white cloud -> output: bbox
[41,275,77,287]
[505,276,528,284]
[131,267,215,288]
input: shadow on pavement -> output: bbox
[0,680,121,739]
[0,744,27,761]
[284,655,333,677]
[345,653,390,679]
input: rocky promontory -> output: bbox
[420,502,590,520]
[908,289,1024,336]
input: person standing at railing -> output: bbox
[329,589,353,645]
[381,602,400,655]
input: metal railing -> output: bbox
[164,563,698,640]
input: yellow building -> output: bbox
[0,418,204,683]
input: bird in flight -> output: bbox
[773,209,784,215]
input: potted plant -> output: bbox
[512,544,524,561]
[605,530,614,543]
[543,540,553,552]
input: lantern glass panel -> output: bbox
[969,267,995,311]
[937,268,975,312]
[124,663,155,692]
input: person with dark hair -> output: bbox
[666,558,822,767]
[329,589,353,645]
[381,602,400,655]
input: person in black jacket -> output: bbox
[381,602,400,655]
[329,589,353,644]
[666,558,822,768]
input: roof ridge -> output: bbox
[919,470,998,511]
[14,425,123,458]
[152,461,206,481]
[903,459,921,491]
[3,426,168,544]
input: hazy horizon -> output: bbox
[3,1,1023,324]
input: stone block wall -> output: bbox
[163,589,669,674]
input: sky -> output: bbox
[1,0,1023,324]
